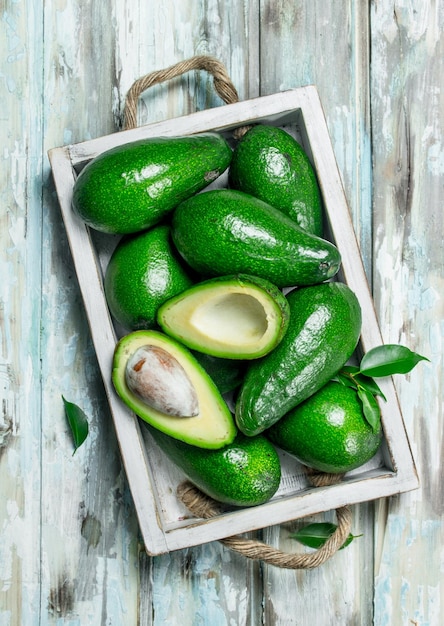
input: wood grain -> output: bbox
[40,0,141,621]
[371,3,443,625]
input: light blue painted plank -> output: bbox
[0,0,45,622]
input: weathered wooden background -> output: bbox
[1,1,442,624]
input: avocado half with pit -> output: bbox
[112,330,236,449]
[157,274,290,360]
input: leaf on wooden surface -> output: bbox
[62,396,89,454]
[290,522,361,550]
[359,344,429,377]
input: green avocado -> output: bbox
[72,132,232,234]
[157,274,290,359]
[146,427,281,507]
[171,189,341,289]
[112,330,236,449]
[235,282,362,436]
[104,224,194,332]
[191,352,246,394]
[266,381,383,474]
[229,124,323,236]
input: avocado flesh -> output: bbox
[112,330,236,449]
[157,274,290,359]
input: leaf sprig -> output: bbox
[333,344,429,431]
[62,395,90,455]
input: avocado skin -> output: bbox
[172,189,341,288]
[191,352,246,394]
[235,282,362,436]
[72,133,232,234]
[146,427,281,507]
[229,125,323,236]
[104,225,194,332]
[266,381,383,474]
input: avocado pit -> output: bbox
[125,344,199,417]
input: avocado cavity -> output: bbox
[157,274,290,359]
[190,292,267,344]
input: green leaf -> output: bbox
[357,387,381,431]
[353,373,387,401]
[334,371,359,390]
[62,396,89,454]
[341,365,360,374]
[290,522,360,550]
[359,344,429,377]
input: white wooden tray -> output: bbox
[48,87,419,556]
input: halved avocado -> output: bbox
[112,330,237,449]
[157,274,290,360]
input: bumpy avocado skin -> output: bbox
[266,381,383,474]
[72,133,232,234]
[191,352,246,394]
[147,427,281,507]
[229,125,323,236]
[235,282,362,436]
[104,225,194,332]
[171,189,341,289]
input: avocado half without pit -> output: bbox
[112,330,236,449]
[157,274,290,360]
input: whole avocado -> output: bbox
[171,189,341,289]
[266,381,383,474]
[229,124,323,236]
[235,282,362,436]
[104,224,194,332]
[146,426,282,507]
[72,133,232,234]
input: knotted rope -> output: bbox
[123,55,352,568]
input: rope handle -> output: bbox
[124,55,239,130]
[123,55,251,137]
[123,56,353,569]
[178,474,352,570]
